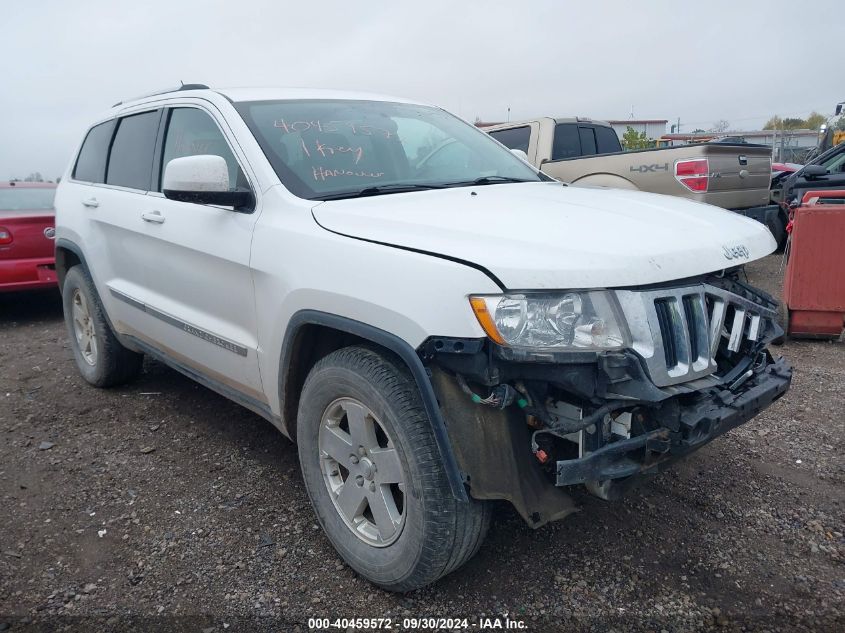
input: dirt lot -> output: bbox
[0,255,843,632]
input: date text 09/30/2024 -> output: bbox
[308,616,528,630]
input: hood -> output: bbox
[312,182,775,289]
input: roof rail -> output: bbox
[112,83,210,107]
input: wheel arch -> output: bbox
[569,172,640,190]
[54,238,88,290]
[54,238,143,355]
[279,310,468,502]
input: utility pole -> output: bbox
[507,107,510,123]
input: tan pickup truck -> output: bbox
[483,117,786,243]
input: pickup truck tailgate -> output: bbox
[703,145,771,195]
[679,144,772,210]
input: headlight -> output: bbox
[469,291,629,351]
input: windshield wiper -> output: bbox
[312,177,537,200]
[442,176,536,188]
[313,184,447,201]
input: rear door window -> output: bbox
[578,127,597,156]
[160,108,246,191]
[488,126,531,153]
[552,124,581,160]
[73,120,116,183]
[106,110,161,190]
[595,126,622,154]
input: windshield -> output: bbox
[234,99,543,200]
[0,187,56,210]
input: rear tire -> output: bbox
[62,266,143,387]
[297,346,490,591]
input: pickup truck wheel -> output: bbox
[297,346,490,591]
[62,266,143,387]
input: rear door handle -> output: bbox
[82,197,99,208]
[141,211,165,224]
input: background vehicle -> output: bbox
[774,142,845,209]
[711,135,749,144]
[770,162,802,205]
[0,182,58,292]
[772,162,802,175]
[483,117,786,244]
[55,86,791,592]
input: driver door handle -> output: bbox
[141,210,165,224]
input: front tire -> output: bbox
[62,266,143,387]
[297,346,490,591]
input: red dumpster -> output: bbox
[783,190,845,338]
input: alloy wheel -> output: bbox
[318,397,406,547]
[71,289,98,366]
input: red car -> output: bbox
[0,182,58,292]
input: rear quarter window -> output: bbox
[73,120,116,183]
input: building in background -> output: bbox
[607,119,668,142]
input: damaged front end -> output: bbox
[421,271,792,528]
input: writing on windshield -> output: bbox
[236,100,541,199]
[275,118,391,183]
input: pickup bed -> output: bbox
[483,117,777,212]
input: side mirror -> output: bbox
[162,155,253,209]
[510,148,530,163]
[802,164,828,179]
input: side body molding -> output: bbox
[280,310,469,502]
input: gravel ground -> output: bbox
[0,254,842,632]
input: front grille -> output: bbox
[654,298,678,368]
[682,295,703,361]
[615,284,776,387]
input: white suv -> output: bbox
[54,85,791,591]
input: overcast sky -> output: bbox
[2,0,840,180]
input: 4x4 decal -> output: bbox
[630,163,669,173]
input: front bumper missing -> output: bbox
[555,356,792,486]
